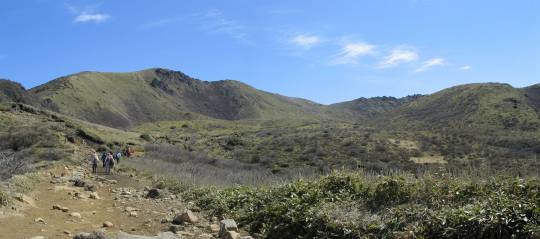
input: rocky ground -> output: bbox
[0,163,252,239]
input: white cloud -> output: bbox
[74,12,110,23]
[459,65,472,70]
[415,58,446,72]
[378,49,419,68]
[140,17,184,30]
[292,34,321,49]
[197,9,250,44]
[331,42,376,65]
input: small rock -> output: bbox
[14,193,31,203]
[61,207,70,212]
[129,211,138,217]
[223,231,240,239]
[169,224,184,233]
[124,206,137,212]
[85,184,97,192]
[34,217,46,224]
[72,231,106,239]
[172,210,198,224]
[161,216,172,223]
[103,221,114,228]
[29,236,46,239]
[89,192,100,200]
[240,237,254,239]
[73,179,86,187]
[69,212,82,219]
[219,219,238,237]
[209,224,220,233]
[64,230,71,235]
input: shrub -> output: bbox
[76,128,105,144]
[172,171,540,239]
[140,133,155,142]
[0,188,11,207]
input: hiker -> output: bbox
[107,152,115,174]
[104,153,112,174]
[101,152,107,168]
[115,151,122,164]
[91,150,100,174]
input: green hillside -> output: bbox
[382,83,540,131]
[29,68,337,128]
[0,79,28,103]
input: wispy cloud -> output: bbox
[331,42,376,65]
[459,65,472,71]
[66,3,110,24]
[74,12,110,23]
[415,58,446,72]
[378,49,418,68]
[291,34,321,49]
[140,17,184,30]
[195,9,250,44]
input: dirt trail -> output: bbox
[0,164,214,239]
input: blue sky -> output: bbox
[0,0,539,104]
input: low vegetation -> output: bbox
[154,170,540,239]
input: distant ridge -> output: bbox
[1,68,538,132]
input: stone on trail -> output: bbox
[172,210,198,224]
[85,184,97,192]
[69,212,82,218]
[14,193,33,205]
[73,230,107,239]
[73,179,87,187]
[103,221,114,227]
[209,223,220,233]
[117,231,180,239]
[34,217,46,224]
[223,231,240,239]
[29,236,47,239]
[89,192,100,200]
[219,219,238,237]
[168,224,184,233]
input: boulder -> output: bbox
[172,210,198,224]
[73,231,107,239]
[219,219,238,237]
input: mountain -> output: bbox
[330,95,423,118]
[382,83,540,131]
[28,68,332,128]
[0,79,28,103]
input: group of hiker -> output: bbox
[90,147,133,174]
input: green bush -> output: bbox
[168,172,540,239]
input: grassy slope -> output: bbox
[28,68,342,128]
[384,83,540,131]
[0,101,142,177]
